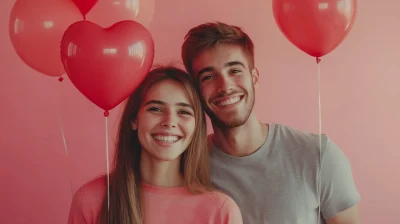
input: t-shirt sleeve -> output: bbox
[219,196,243,224]
[67,188,88,224]
[319,136,361,219]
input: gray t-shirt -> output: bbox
[209,123,360,224]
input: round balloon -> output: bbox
[272,0,357,57]
[86,0,155,28]
[9,0,83,77]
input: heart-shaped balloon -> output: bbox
[60,20,154,111]
[272,0,357,58]
[72,0,98,16]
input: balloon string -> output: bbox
[57,77,68,155]
[316,57,322,224]
[105,114,110,223]
[56,77,74,198]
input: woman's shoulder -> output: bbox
[78,176,107,196]
[72,176,107,210]
[204,190,232,202]
[68,176,107,223]
[200,190,239,210]
[201,190,243,223]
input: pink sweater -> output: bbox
[68,177,243,224]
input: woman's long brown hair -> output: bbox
[98,65,213,224]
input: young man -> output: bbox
[181,22,360,224]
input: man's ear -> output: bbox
[251,67,260,88]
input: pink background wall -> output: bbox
[1,0,398,223]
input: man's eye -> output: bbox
[201,75,213,82]
[230,69,241,74]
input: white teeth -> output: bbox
[153,135,179,143]
[217,96,241,106]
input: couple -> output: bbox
[67,22,360,224]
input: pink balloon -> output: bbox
[9,0,83,77]
[60,20,155,112]
[85,0,155,28]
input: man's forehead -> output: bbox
[192,45,249,73]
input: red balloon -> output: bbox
[272,0,357,57]
[86,0,155,28]
[72,0,98,16]
[60,20,154,111]
[9,0,83,77]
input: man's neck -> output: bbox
[212,114,269,157]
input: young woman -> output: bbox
[67,65,243,224]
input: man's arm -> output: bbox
[326,204,360,224]
[319,136,361,224]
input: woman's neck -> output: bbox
[140,150,183,188]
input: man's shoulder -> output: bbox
[273,123,328,146]
[274,123,315,137]
[271,123,337,161]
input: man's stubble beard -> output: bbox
[203,87,255,130]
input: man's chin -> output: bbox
[205,108,250,128]
[211,116,247,129]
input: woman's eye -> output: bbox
[179,110,193,116]
[148,107,162,112]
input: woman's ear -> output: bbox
[131,119,138,130]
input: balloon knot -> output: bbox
[104,111,110,117]
[316,57,321,64]
[58,77,64,82]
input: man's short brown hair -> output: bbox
[181,22,255,74]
